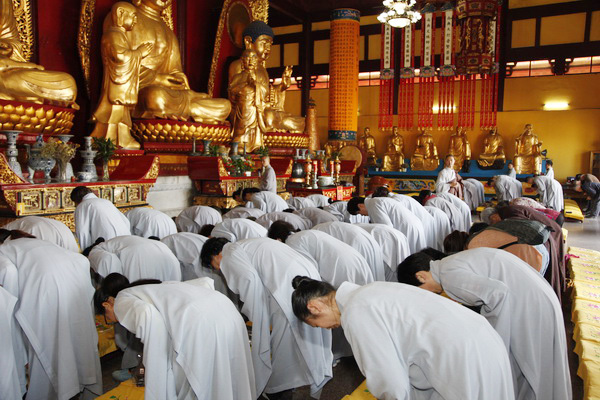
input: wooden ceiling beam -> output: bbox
[269,0,307,23]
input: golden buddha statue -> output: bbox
[382,126,405,171]
[229,20,305,139]
[0,0,77,108]
[447,127,471,171]
[513,123,542,174]
[477,127,506,168]
[411,129,439,171]
[91,2,152,149]
[228,49,263,152]
[358,127,377,166]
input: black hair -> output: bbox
[93,273,161,315]
[546,159,553,166]
[241,187,260,200]
[232,188,243,200]
[268,220,297,242]
[420,247,447,260]
[347,196,365,215]
[70,186,93,204]
[416,189,432,205]
[200,237,230,269]
[82,237,106,257]
[0,229,36,243]
[291,276,335,322]
[469,222,489,236]
[372,186,390,198]
[282,208,295,213]
[486,177,495,187]
[246,216,257,221]
[199,224,215,237]
[555,212,565,227]
[397,251,436,286]
[443,231,469,253]
[148,236,160,241]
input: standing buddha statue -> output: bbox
[411,130,439,171]
[477,127,506,168]
[513,124,542,174]
[0,0,78,107]
[358,127,377,166]
[447,127,471,171]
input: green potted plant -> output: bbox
[93,137,116,181]
[256,146,270,157]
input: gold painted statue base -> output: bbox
[0,100,75,135]
[410,156,440,171]
[263,132,310,149]
[131,119,231,144]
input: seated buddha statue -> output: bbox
[513,124,542,174]
[229,20,305,140]
[411,129,439,171]
[358,127,377,166]
[129,0,230,124]
[447,127,471,171]
[477,127,506,168]
[0,0,77,108]
[382,127,405,171]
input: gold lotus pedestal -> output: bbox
[263,132,310,156]
[0,100,75,136]
[131,119,231,145]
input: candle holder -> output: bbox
[312,160,318,189]
[3,130,23,178]
[334,158,341,185]
[202,139,212,156]
[304,159,313,188]
[77,136,98,182]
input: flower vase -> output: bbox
[102,161,110,181]
[56,159,70,183]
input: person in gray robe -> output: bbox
[202,237,333,399]
[260,156,277,193]
[529,175,564,211]
[312,221,385,281]
[398,247,571,400]
[291,278,515,400]
[489,175,522,202]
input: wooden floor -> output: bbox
[98,218,599,399]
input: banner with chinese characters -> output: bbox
[417,5,435,129]
[398,25,415,131]
[379,23,395,131]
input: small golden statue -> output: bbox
[411,129,439,171]
[228,20,305,151]
[92,0,231,148]
[382,126,405,171]
[477,127,506,168]
[0,0,78,107]
[447,127,471,171]
[513,123,542,174]
[358,127,377,166]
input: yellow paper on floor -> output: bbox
[575,339,600,364]
[577,360,600,400]
[572,302,600,328]
[572,265,600,284]
[96,315,117,357]
[342,380,376,400]
[575,323,600,344]
[96,379,144,400]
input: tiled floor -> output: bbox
[98,217,600,399]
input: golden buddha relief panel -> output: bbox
[62,189,75,209]
[20,190,41,212]
[100,187,112,202]
[44,189,61,210]
[113,186,127,204]
[128,186,141,203]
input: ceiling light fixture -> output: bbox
[377,0,422,28]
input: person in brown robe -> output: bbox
[497,205,565,300]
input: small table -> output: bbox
[288,185,355,202]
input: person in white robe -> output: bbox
[437,192,473,231]
[176,205,223,233]
[307,194,332,208]
[125,207,177,239]
[260,156,277,193]
[507,162,517,179]
[545,160,554,180]
[250,191,289,213]
[71,186,131,251]
[223,206,265,220]
[422,194,465,232]
[0,285,24,400]
[2,216,78,252]
[373,187,438,250]
[256,211,313,230]
[211,218,268,242]
[89,235,181,282]
[530,175,564,211]
[204,237,333,398]
[349,197,427,254]
[323,201,347,221]
[356,223,410,281]
[312,221,385,281]
[490,175,522,202]
[462,179,480,210]
[398,247,571,400]
[287,195,317,210]
[435,156,464,199]
[423,206,453,251]
[99,277,256,400]
[291,278,515,400]
[295,207,339,226]
[465,178,485,208]
[0,238,102,400]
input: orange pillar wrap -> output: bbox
[328,9,360,142]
